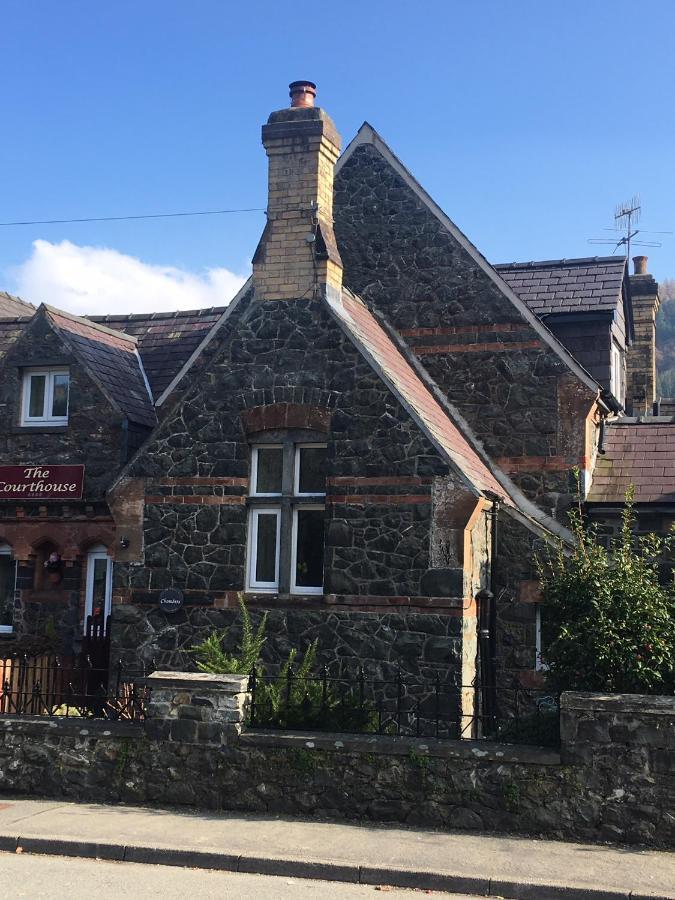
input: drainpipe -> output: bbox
[476,494,500,736]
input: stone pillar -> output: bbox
[144,671,250,746]
[626,257,660,414]
[252,81,343,302]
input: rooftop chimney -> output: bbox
[626,256,661,414]
[633,255,648,275]
[252,82,343,302]
[289,80,316,108]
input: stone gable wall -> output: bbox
[122,297,456,601]
[334,144,596,519]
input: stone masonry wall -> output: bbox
[334,143,596,519]
[111,604,466,691]
[120,295,459,601]
[0,684,673,848]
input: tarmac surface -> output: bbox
[0,797,673,899]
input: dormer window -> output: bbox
[21,368,70,426]
[610,342,624,406]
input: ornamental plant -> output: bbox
[536,484,675,695]
[190,595,376,731]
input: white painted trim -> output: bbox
[336,123,601,395]
[293,444,328,497]
[246,506,281,592]
[290,504,324,595]
[21,367,69,426]
[84,545,112,631]
[156,277,253,407]
[250,444,283,497]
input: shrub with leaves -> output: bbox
[537,485,675,695]
[190,596,376,730]
[190,595,267,675]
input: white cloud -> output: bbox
[11,239,247,315]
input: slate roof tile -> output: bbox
[495,256,626,315]
[587,421,675,504]
[88,306,229,398]
[45,307,156,428]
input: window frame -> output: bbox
[610,342,624,405]
[83,544,112,632]
[246,437,327,596]
[249,444,284,497]
[21,367,70,426]
[246,506,282,592]
[0,544,16,635]
[293,444,328,497]
[290,504,325,595]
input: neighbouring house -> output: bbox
[0,82,671,705]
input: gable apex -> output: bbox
[336,124,601,396]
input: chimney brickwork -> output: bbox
[253,83,343,301]
[626,256,660,414]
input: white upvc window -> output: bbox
[535,604,549,672]
[610,342,624,404]
[0,544,16,634]
[246,441,327,595]
[247,507,281,591]
[21,368,70,425]
[84,544,112,631]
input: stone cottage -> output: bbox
[0,82,671,705]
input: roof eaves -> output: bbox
[337,124,602,397]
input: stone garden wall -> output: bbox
[0,674,673,848]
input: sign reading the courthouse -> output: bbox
[0,465,85,500]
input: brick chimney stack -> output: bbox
[626,256,661,414]
[252,81,343,301]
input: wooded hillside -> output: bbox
[657,279,675,397]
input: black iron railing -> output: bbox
[0,654,151,721]
[248,666,560,747]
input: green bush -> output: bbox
[537,485,675,695]
[190,596,376,731]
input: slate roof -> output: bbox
[88,306,229,399]
[0,316,31,362]
[587,421,675,503]
[44,306,156,428]
[327,288,513,503]
[0,292,34,317]
[494,256,626,315]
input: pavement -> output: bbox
[0,797,673,900]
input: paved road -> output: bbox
[0,852,477,899]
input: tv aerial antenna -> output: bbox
[588,195,671,258]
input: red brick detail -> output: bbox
[327,494,431,506]
[241,403,330,434]
[518,670,546,689]
[496,456,584,473]
[414,340,543,355]
[400,323,529,338]
[517,580,542,604]
[327,476,433,487]
[144,495,245,506]
[149,477,248,487]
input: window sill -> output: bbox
[11,425,69,435]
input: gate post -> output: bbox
[144,671,250,746]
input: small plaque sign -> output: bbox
[159,588,184,614]
[0,465,85,501]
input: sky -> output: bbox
[1,0,674,315]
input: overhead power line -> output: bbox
[0,207,266,227]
